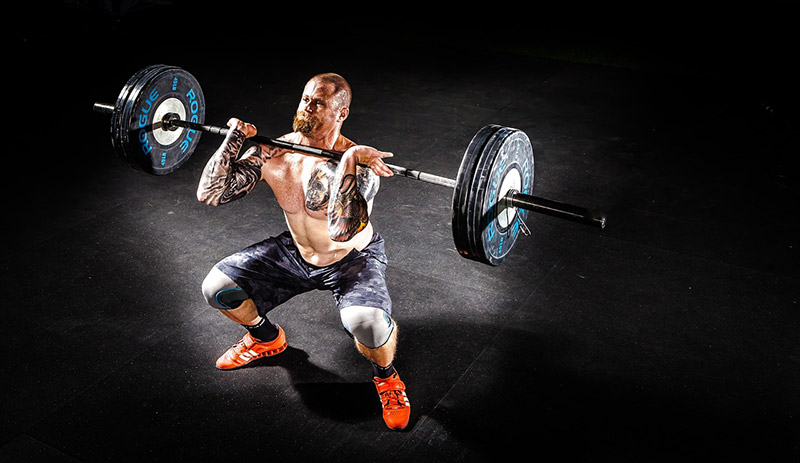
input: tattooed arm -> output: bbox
[196,118,276,206]
[327,145,393,242]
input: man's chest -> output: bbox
[264,156,334,217]
[265,154,377,217]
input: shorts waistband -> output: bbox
[284,231,383,272]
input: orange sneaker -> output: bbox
[215,326,287,370]
[373,372,410,430]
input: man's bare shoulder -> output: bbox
[335,134,356,152]
[279,132,301,143]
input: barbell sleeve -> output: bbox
[507,191,607,229]
[93,102,115,114]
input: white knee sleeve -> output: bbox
[340,306,395,349]
[202,267,246,309]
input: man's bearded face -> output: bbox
[293,111,319,134]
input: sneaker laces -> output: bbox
[380,390,407,409]
[227,337,248,353]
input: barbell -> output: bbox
[94,64,607,266]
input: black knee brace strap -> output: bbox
[216,287,249,310]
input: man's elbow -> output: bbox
[329,230,354,243]
[328,218,369,242]
[196,189,220,207]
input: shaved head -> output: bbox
[309,73,351,110]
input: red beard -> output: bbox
[293,112,319,134]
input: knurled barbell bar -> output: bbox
[94,64,607,266]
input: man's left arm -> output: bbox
[327,145,393,242]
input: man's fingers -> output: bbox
[372,159,394,177]
[226,118,257,137]
[380,154,395,176]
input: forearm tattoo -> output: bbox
[197,130,271,206]
[313,157,380,241]
[357,167,379,202]
[328,171,370,242]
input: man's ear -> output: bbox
[339,106,350,122]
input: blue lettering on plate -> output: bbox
[137,86,160,156]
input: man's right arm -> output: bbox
[196,119,272,206]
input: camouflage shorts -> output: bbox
[214,231,392,317]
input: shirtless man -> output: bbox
[196,73,410,430]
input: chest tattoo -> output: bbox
[305,160,379,212]
[305,161,335,211]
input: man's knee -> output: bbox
[340,306,395,349]
[202,267,248,310]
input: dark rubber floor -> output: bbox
[4,3,798,462]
